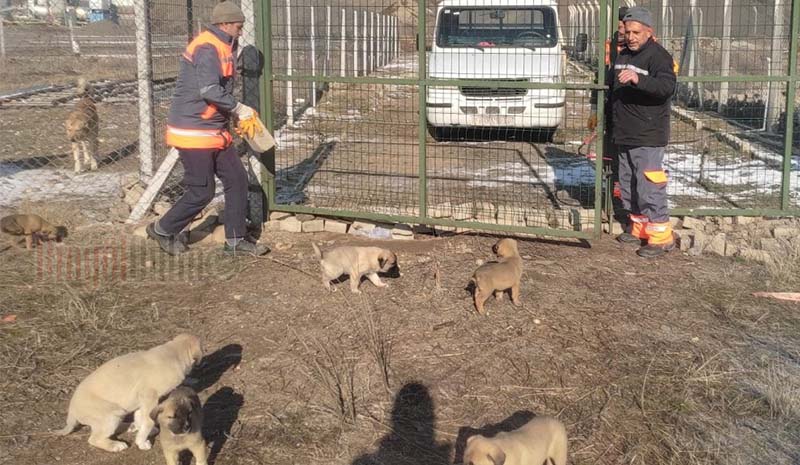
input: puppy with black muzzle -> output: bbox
[462,416,567,465]
[312,243,399,293]
[470,238,523,315]
[58,334,203,452]
[152,386,208,465]
[1,214,67,250]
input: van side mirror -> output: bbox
[574,33,588,53]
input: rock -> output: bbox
[392,233,415,240]
[349,221,376,236]
[133,224,148,239]
[759,237,782,253]
[688,230,707,256]
[199,225,226,245]
[280,216,302,233]
[302,219,325,233]
[682,216,704,230]
[296,213,316,222]
[497,205,526,227]
[526,211,549,228]
[736,216,759,225]
[391,224,414,236]
[678,231,693,252]
[670,216,683,230]
[707,233,727,257]
[264,220,281,231]
[772,226,796,240]
[274,242,293,251]
[323,219,349,234]
[474,202,497,224]
[269,211,291,221]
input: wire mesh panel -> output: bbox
[0,3,141,214]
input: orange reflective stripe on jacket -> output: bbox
[165,125,232,150]
[184,30,234,77]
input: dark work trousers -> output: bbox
[617,145,669,223]
[158,145,248,240]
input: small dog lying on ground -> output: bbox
[58,334,203,452]
[0,213,67,249]
[470,238,523,315]
[312,243,399,293]
[462,416,567,465]
[152,386,207,465]
[65,77,100,173]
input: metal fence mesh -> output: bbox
[1,0,799,235]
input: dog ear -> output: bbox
[378,256,387,269]
[149,403,163,422]
[488,448,506,465]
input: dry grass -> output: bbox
[765,239,800,289]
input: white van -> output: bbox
[426,0,568,141]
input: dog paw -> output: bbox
[375,282,388,288]
[127,423,138,433]
[108,441,128,452]
[135,439,152,451]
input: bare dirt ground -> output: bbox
[1,216,799,465]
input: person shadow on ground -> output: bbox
[202,386,244,465]
[453,410,537,464]
[352,382,451,465]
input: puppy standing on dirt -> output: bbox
[462,416,567,465]
[0,213,67,249]
[65,77,99,173]
[312,243,398,293]
[58,334,203,453]
[470,238,523,315]
[152,386,208,465]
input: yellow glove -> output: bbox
[237,115,262,140]
[587,113,597,131]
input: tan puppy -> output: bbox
[58,334,203,453]
[462,417,567,465]
[65,77,100,173]
[1,214,67,249]
[153,386,207,465]
[312,243,398,293]
[470,238,523,315]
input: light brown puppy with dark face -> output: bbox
[312,243,399,293]
[462,417,567,465]
[152,386,207,465]
[65,77,100,173]
[58,334,203,453]
[1,214,67,249]
[470,238,523,315]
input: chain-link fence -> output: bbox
[1,0,799,237]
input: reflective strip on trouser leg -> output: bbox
[629,214,649,239]
[646,221,674,245]
[629,146,669,224]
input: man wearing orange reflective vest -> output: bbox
[610,7,676,258]
[147,1,269,256]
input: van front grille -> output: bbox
[460,80,528,98]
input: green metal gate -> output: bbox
[255,0,800,240]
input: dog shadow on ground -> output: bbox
[202,386,244,465]
[187,344,242,393]
[351,382,451,465]
[453,410,537,464]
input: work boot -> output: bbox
[222,238,270,257]
[616,232,641,244]
[146,223,188,256]
[636,241,675,258]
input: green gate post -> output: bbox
[593,0,610,238]
[417,0,428,221]
[781,0,800,211]
[257,0,276,214]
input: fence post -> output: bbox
[341,9,346,76]
[134,0,154,181]
[718,0,732,112]
[0,11,5,60]
[661,0,669,38]
[780,0,799,210]
[257,0,276,215]
[417,0,427,220]
[311,5,316,106]
[363,10,367,75]
[768,0,787,130]
[286,0,293,125]
[354,10,359,76]
[370,11,375,73]
[186,0,193,41]
[325,5,331,88]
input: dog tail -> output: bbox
[311,242,323,259]
[58,410,78,436]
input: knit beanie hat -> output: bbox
[211,1,245,24]
[623,6,653,28]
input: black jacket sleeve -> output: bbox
[194,44,237,112]
[633,49,676,100]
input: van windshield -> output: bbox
[436,7,558,49]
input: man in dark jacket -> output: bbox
[611,6,676,258]
[147,1,269,256]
